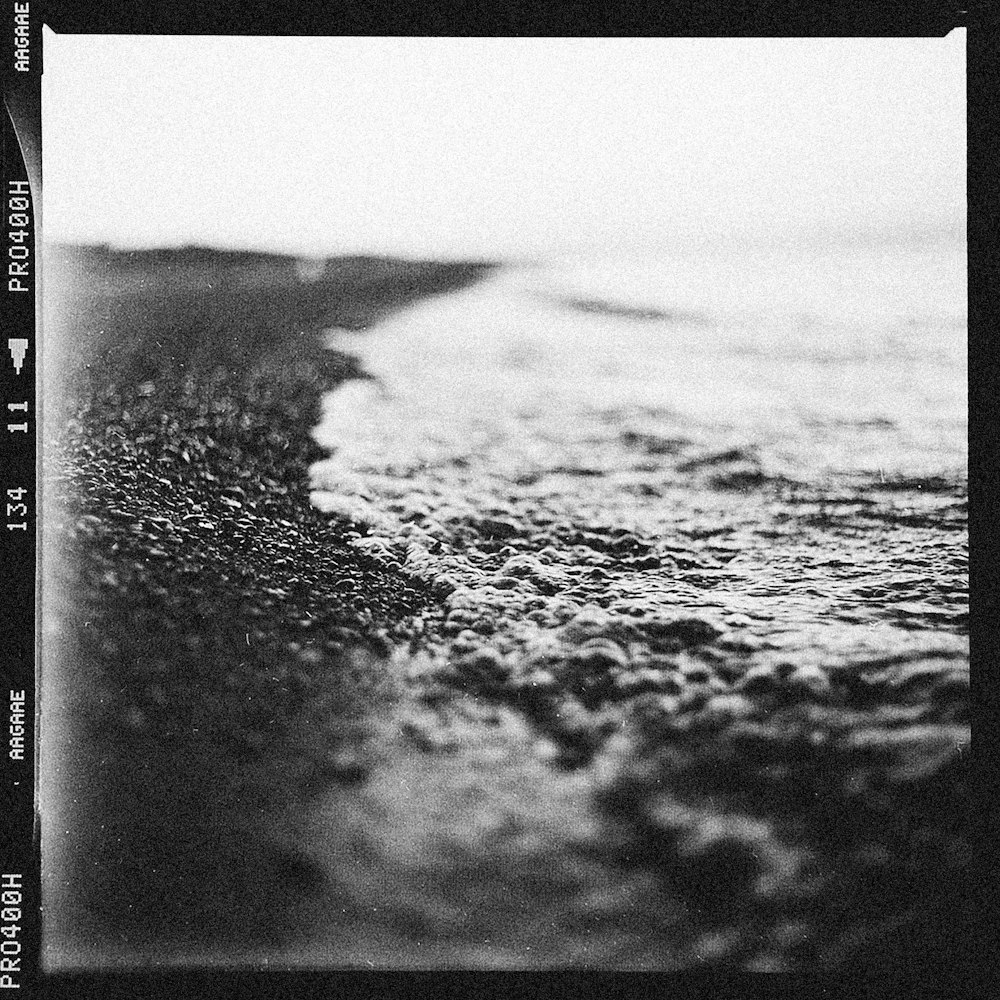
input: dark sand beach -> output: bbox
[41,247,492,959]
[40,245,972,979]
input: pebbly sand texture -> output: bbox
[41,245,972,977]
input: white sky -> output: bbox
[42,31,965,259]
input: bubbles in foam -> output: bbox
[302,253,968,966]
[310,259,966,740]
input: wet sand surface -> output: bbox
[41,244,971,977]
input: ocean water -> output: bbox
[310,241,966,644]
[299,240,968,967]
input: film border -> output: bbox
[1,0,42,995]
[8,2,986,999]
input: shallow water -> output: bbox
[311,243,966,651]
[302,242,969,967]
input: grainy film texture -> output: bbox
[39,35,968,973]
